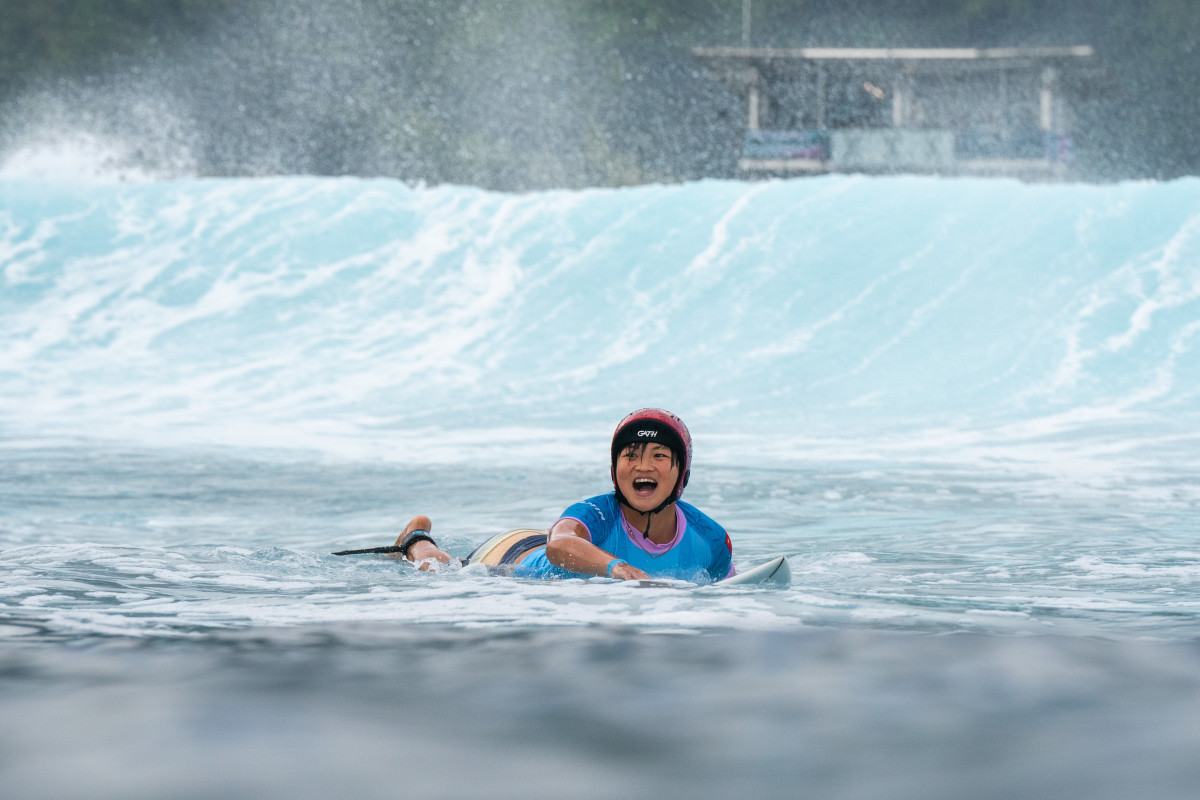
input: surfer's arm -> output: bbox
[545,518,649,580]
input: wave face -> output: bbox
[3,173,1200,460]
[5,169,1200,800]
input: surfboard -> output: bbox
[717,555,790,586]
[335,542,791,587]
[629,556,791,588]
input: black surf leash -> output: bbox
[332,531,437,557]
[331,545,404,555]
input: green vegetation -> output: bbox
[0,0,238,93]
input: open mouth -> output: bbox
[632,478,659,496]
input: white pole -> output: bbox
[743,0,752,46]
[892,77,904,128]
[1040,67,1057,131]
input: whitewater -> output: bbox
[2,162,1199,799]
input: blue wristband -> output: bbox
[606,559,627,578]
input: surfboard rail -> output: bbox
[717,555,791,586]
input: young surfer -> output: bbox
[391,408,733,583]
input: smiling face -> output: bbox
[614,442,680,513]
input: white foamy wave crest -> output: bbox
[2,174,1200,474]
[0,133,174,183]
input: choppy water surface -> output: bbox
[3,170,1200,798]
[2,440,1199,799]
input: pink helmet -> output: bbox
[610,408,692,505]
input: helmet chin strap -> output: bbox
[613,447,683,539]
[619,494,676,539]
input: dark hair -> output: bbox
[616,440,679,469]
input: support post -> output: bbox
[999,69,1009,139]
[816,65,827,128]
[743,67,763,130]
[1039,66,1058,131]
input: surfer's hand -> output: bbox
[610,562,650,581]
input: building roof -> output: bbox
[692,45,1095,62]
[692,46,1098,74]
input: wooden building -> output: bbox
[692,46,1099,178]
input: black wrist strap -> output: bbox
[398,530,437,558]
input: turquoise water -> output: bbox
[2,167,1200,798]
[5,172,1200,444]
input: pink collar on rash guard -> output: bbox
[620,506,685,555]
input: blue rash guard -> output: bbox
[514,493,733,583]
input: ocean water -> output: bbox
[2,160,1200,799]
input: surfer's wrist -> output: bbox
[606,559,627,578]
